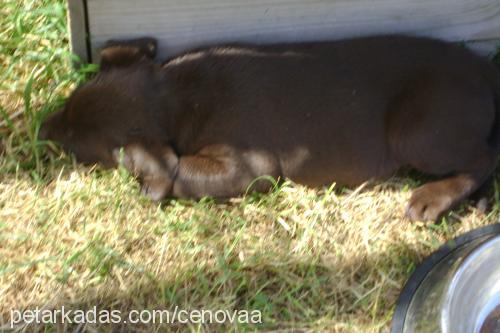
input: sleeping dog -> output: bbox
[39,35,500,221]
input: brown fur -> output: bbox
[40,35,500,221]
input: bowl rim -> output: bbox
[391,223,500,333]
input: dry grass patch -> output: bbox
[0,169,497,332]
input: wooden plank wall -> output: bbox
[71,0,500,62]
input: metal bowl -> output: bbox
[392,224,500,333]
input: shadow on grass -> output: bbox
[0,242,424,332]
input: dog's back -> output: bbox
[162,36,497,186]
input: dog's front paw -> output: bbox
[406,185,453,222]
[113,143,178,202]
[140,175,173,202]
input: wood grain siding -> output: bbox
[76,0,500,62]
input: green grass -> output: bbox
[0,1,499,332]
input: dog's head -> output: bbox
[40,37,168,167]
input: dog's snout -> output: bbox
[39,109,64,141]
[38,123,50,141]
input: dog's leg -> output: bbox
[470,173,496,213]
[113,143,178,201]
[115,143,280,200]
[406,148,496,221]
[388,71,498,221]
[172,145,280,199]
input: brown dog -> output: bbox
[39,35,500,221]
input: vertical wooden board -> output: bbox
[84,0,500,61]
[67,0,89,63]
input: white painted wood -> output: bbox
[84,0,500,62]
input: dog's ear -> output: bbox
[100,37,157,70]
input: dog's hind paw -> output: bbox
[405,185,453,222]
